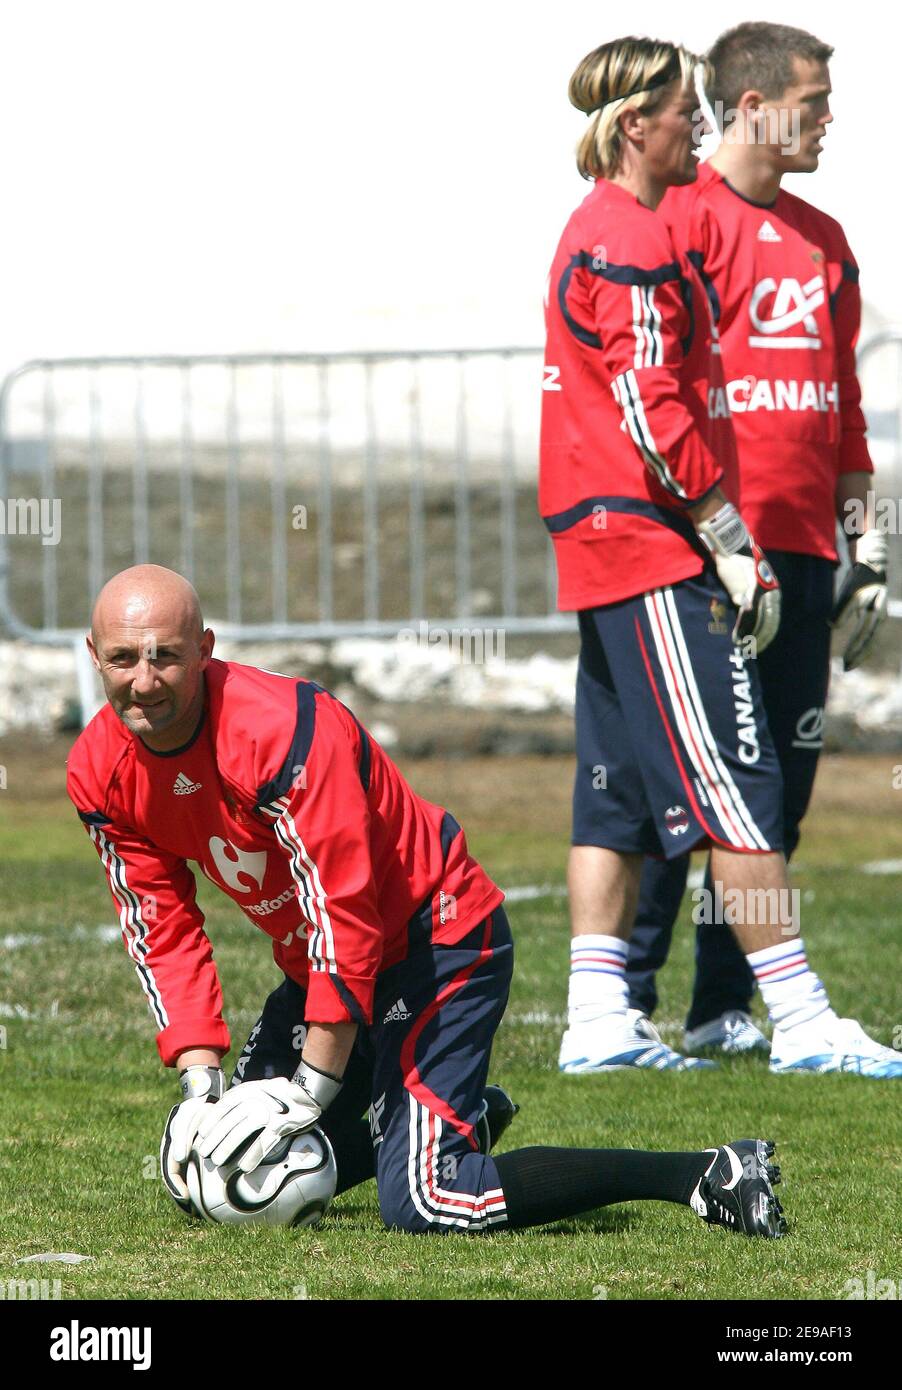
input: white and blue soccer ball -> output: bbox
[185,1126,337,1227]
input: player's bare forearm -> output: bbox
[175,1047,225,1071]
[835,470,873,555]
[302,1021,358,1080]
[687,486,728,526]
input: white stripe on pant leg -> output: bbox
[427,1114,483,1221]
[405,1093,435,1226]
[644,593,747,847]
[652,590,765,849]
[428,1112,507,1221]
[643,594,749,848]
[661,587,772,851]
[414,1099,464,1228]
[651,590,760,849]
[417,1105,473,1228]
[410,1099,507,1229]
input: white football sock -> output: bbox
[746,938,835,1031]
[568,934,629,1026]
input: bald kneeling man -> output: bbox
[66,564,786,1237]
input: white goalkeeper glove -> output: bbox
[832,528,888,670]
[696,502,781,654]
[160,1064,225,1214]
[193,1061,342,1174]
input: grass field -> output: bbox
[1,736,900,1301]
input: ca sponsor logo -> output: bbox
[207,837,267,893]
[726,375,838,414]
[707,385,730,418]
[748,275,824,349]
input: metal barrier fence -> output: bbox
[2,336,902,646]
[855,330,902,620]
[0,349,569,645]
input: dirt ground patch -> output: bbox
[1,733,898,848]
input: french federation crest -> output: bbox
[708,598,729,635]
[664,805,690,836]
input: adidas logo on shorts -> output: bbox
[383,998,412,1023]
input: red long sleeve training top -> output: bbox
[661,163,872,560]
[67,659,503,1065]
[539,177,739,610]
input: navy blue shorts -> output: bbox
[572,568,784,859]
[231,908,514,1233]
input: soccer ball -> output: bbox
[185,1125,337,1227]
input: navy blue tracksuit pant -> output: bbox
[230,908,514,1232]
[625,553,835,1029]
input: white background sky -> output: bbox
[0,0,897,378]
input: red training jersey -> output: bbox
[661,163,872,561]
[66,659,503,1066]
[539,178,738,609]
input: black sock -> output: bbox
[493,1146,712,1229]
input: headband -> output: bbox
[589,60,681,113]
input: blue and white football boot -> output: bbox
[684,1009,770,1056]
[559,1009,717,1073]
[690,1138,787,1238]
[769,1015,902,1078]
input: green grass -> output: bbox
[1,740,900,1300]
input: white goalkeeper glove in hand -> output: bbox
[160,1065,225,1214]
[696,502,781,654]
[832,528,888,671]
[193,1062,342,1174]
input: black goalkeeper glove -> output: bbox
[832,528,888,671]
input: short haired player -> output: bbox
[541,34,897,1079]
[67,565,786,1236]
[622,22,898,1076]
